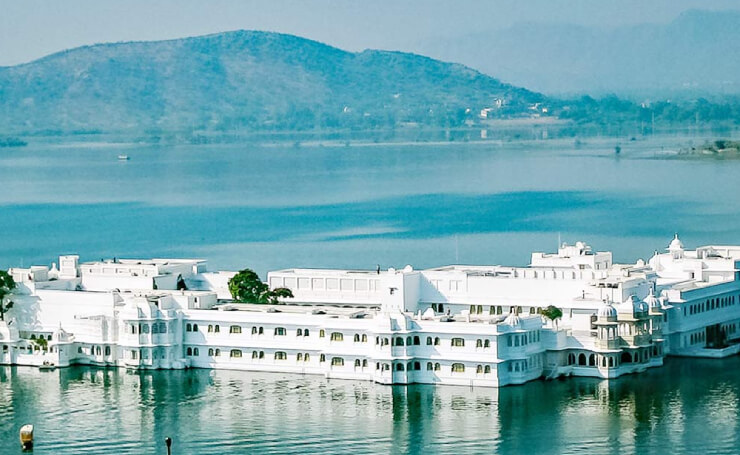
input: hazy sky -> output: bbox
[1,0,739,66]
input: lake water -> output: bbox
[2,134,740,274]
[2,356,740,454]
[2,134,740,453]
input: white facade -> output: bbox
[2,235,739,387]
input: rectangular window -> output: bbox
[274,327,286,336]
[354,279,368,291]
[451,338,465,347]
[230,349,242,358]
[230,325,242,334]
[298,278,311,289]
[312,278,324,289]
[340,279,353,291]
[331,357,345,366]
[326,278,339,290]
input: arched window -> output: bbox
[476,339,483,348]
[252,326,258,335]
[406,336,412,346]
[96,346,101,355]
[208,325,213,333]
[354,334,360,342]
[186,347,192,356]
[451,363,465,373]
[396,363,405,371]
[484,365,491,374]
[258,327,264,335]
[332,357,344,366]
[395,337,404,346]
[215,349,220,356]
[362,359,368,367]
[476,365,483,374]
[320,354,326,362]
[304,353,310,362]
[208,348,214,356]
[608,357,614,367]
[192,324,198,332]
[361,334,367,342]
[275,351,287,360]
[230,325,242,334]
[621,352,632,364]
[434,363,441,371]
[354,359,361,367]
[297,353,303,361]
[382,338,389,346]
[331,332,344,342]
[304,329,309,337]
[451,338,465,347]
[414,361,421,370]
[105,346,111,356]
[588,354,595,366]
[160,322,167,333]
[407,361,413,371]
[252,351,258,359]
[434,337,440,346]
[30,334,36,340]
[413,336,420,345]
[426,336,433,345]
[259,351,264,359]
[152,324,159,334]
[297,328,303,336]
[578,354,587,365]
[193,348,199,356]
[484,339,490,348]
[214,325,219,333]
[230,349,242,358]
[427,362,433,370]
[274,327,286,336]
[319,330,326,338]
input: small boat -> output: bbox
[38,360,56,371]
[20,424,33,451]
[117,154,130,161]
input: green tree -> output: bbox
[0,270,17,321]
[228,269,294,304]
[540,305,563,328]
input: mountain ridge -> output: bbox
[0,30,544,135]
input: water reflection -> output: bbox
[4,356,740,454]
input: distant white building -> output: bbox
[2,235,739,387]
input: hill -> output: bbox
[416,9,740,96]
[0,31,545,135]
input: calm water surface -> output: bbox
[1,135,739,273]
[2,135,740,453]
[1,357,739,454]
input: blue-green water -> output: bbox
[2,136,740,274]
[2,357,740,454]
[3,135,740,453]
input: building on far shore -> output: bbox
[2,235,740,387]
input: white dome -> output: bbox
[504,312,521,326]
[617,295,648,316]
[598,302,618,319]
[52,325,72,342]
[644,289,661,309]
[668,233,684,251]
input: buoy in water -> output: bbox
[20,424,34,451]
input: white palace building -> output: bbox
[2,235,740,387]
